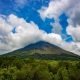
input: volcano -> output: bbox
[2,41,80,60]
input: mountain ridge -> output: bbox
[1,41,80,60]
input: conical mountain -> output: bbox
[2,41,80,60]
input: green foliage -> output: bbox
[0,57,80,80]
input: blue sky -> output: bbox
[0,0,80,55]
[0,0,68,34]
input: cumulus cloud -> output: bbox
[60,41,80,55]
[66,25,80,42]
[0,14,62,54]
[50,21,62,34]
[39,0,80,19]
[14,0,27,10]
[39,0,80,30]
[42,33,62,46]
[39,0,68,19]
[0,13,80,55]
[38,0,80,55]
[0,14,43,54]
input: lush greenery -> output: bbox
[0,57,80,80]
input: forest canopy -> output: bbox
[0,57,80,80]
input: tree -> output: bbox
[54,67,70,80]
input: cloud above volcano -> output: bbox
[0,14,62,54]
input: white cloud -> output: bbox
[39,0,69,19]
[50,21,62,34]
[60,41,80,55]
[66,25,80,42]
[42,33,62,46]
[14,0,27,8]
[0,14,80,55]
[0,14,43,54]
[0,14,62,54]
[14,0,27,10]
[39,0,80,30]
[38,0,80,55]
[39,0,80,19]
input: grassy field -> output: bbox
[0,57,80,80]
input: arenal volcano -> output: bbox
[2,41,80,60]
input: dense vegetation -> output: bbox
[0,57,80,80]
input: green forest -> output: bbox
[0,57,80,80]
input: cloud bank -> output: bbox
[0,14,62,54]
[39,0,80,55]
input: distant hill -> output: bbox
[2,41,80,60]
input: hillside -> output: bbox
[2,41,80,60]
